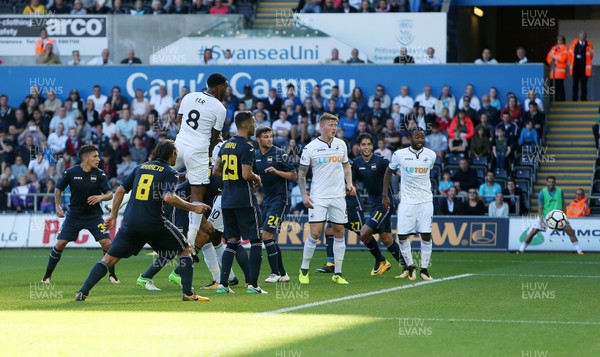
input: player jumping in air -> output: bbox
[383,128,436,281]
[75,140,211,301]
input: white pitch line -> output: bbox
[433,258,600,265]
[257,273,474,316]
[384,317,600,326]
[475,273,600,279]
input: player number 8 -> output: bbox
[135,174,154,201]
[186,110,200,130]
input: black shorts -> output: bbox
[223,207,260,241]
[365,203,392,233]
[261,201,288,234]
[345,207,364,234]
[107,220,188,259]
[57,213,110,242]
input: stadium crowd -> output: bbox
[0,80,545,215]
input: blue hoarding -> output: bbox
[1,64,543,108]
[278,215,509,251]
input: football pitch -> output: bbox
[1,249,599,356]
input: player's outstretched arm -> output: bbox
[264,166,297,181]
[382,167,393,211]
[164,192,210,214]
[87,191,113,206]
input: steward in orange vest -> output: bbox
[566,190,590,218]
[568,31,594,101]
[546,36,568,101]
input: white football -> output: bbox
[545,210,568,231]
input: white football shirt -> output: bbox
[176,91,226,152]
[389,147,436,205]
[300,137,348,199]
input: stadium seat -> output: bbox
[237,2,256,27]
[593,180,600,194]
[476,177,484,187]
[496,178,506,191]
[514,166,534,180]
[430,178,438,194]
[470,155,489,168]
[446,165,459,177]
[430,166,441,180]
[594,167,600,181]
[589,198,600,215]
[445,153,462,166]
[495,168,508,180]
[515,179,531,195]
[471,165,487,181]
[434,156,443,169]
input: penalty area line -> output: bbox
[385,317,600,326]
[256,273,474,316]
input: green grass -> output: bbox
[1,249,599,356]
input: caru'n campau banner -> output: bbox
[1,213,510,251]
[1,65,544,108]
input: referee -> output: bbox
[42,145,118,284]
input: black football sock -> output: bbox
[103,249,116,276]
[386,241,407,269]
[80,261,109,295]
[263,239,279,275]
[364,237,385,266]
[275,243,287,276]
[178,256,194,296]
[325,235,334,263]
[142,254,171,279]
[249,240,263,287]
[235,243,250,284]
[45,247,63,277]
[220,242,238,287]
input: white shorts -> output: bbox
[308,197,347,225]
[207,195,224,232]
[396,201,433,235]
[174,140,210,185]
[528,219,547,233]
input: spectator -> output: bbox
[349,87,367,118]
[478,113,494,138]
[425,122,448,160]
[121,49,142,64]
[129,136,148,164]
[358,0,373,12]
[71,0,87,14]
[87,85,108,113]
[0,174,12,211]
[338,108,358,141]
[523,90,544,112]
[0,95,16,125]
[479,170,501,206]
[91,0,111,13]
[150,85,174,116]
[130,0,146,14]
[448,127,468,157]
[27,151,49,180]
[148,0,165,14]
[100,151,117,181]
[435,85,456,119]
[18,120,46,147]
[107,86,129,114]
[452,158,478,194]
[347,48,365,64]
[374,138,392,161]
[44,91,62,117]
[24,0,45,14]
[323,47,346,64]
[102,113,117,139]
[90,125,110,153]
[210,0,229,14]
[255,111,271,129]
[37,43,61,65]
[392,85,414,118]
[75,114,92,143]
[414,106,428,130]
[285,84,302,111]
[495,112,518,145]
[459,96,478,122]
[478,95,499,126]
[301,0,321,13]
[83,99,101,127]
[488,192,509,217]
[415,85,437,118]
[547,36,568,102]
[67,89,84,113]
[340,0,356,13]
[422,47,441,64]
[515,47,528,64]
[110,0,127,13]
[11,174,37,212]
[48,123,68,154]
[474,48,498,64]
[462,189,486,215]
[438,186,463,215]
[253,100,271,122]
[272,111,292,147]
[491,126,511,171]
[375,0,389,12]
[65,127,82,156]
[503,179,527,215]
[39,178,56,213]
[131,88,150,120]
[48,0,72,13]
[35,29,58,57]
[569,31,594,101]
[0,130,13,164]
[323,85,347,113]
[283,100,300,138]
[100,102,117,122]
[174,85,189,109]
[11,156,28,179]
[435,107,451,135]
[380,118,400,151]
[447,110,474,140]
[523,102,545,139]
[566,188,590,218]
[88,48,113,65]
[117,151,137,182]
[399,116,419,149]
[116,109,137,141]
[471,125,490,159]
[368,84,391,110]
[190,0,209,13]
[394,47,415,64]
[264,88,282,120]
[500,96,523,127]
[49,107,76,133]
[439,170,453,195]
[518,120,539,147]
[458,84,481,111]
[308,85,324,113]
[366,98,390,123]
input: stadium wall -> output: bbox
[1,64,544,107]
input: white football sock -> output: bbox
[519,241,528,252]
[201,244,220,282]
[399,239,414,267]
[187,227,198,246]
[301,236,318,270]
[572,241,582,253]
[333,237,346,274]
[188,207,202,244]
[420,240,432,269]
